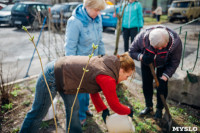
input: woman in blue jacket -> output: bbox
[122,0,143,52]
[64,0,106,126]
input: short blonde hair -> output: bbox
[149,28,169,48]
[118,52,135,73]
[83,0,106,10]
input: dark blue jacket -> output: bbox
[129,25,182,79]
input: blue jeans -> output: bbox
[78,93,89,120]
[20,61,82,133]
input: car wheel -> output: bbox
[9,23,14,27]
[169,18,174,22]
[31,19,40,30]
[103,26,106,32]
[189,16,193,21]
[17,25,22,29]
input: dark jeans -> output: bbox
[122,27,140,52]
[141,63,168,110]
[156,15,161,22]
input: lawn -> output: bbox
[144,15,168,25]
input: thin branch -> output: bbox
[22,26,58,133]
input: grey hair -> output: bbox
[149,28,169,48]
[83,0,106,10]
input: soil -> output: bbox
[1,78,200,133]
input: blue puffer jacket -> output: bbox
[65,4,105,56]
[122,1,143,29]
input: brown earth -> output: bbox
[1,79,200,133]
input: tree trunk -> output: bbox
[114,17,122,55]
[152,0,157,11]
[113,0,128,55]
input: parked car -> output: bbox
[101,5,119,30]
[168,0,200,22]
[50,2,81,29]
[0,3,6,10]
[11,1,51,29]
[0,4,14,26]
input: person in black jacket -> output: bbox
[129,26,182,119]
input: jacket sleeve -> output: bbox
[97,17,105,55]
[163,37,182,78]
[129,30,145,61]
[95,75,131,115]
[64,17,81,56]
[90,93,107,112]
[137,2,144,27]
[98,39,105,56]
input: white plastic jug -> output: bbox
[106,113,135,133]
[43,97,58,121]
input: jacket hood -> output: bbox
[72,4,100,27]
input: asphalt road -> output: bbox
[0,22,199,82]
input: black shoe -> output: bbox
[154,109,162,120]
[86,110,93,117]
[139,107,153,116]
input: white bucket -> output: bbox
[106,113,135,133]
[43,97,58,121]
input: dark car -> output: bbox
[101,5,119,30]
[11,1,51,29]
[0,4,14,26]
[50,2,81,29]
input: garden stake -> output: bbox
[149,63,172,132]
[23,26,58,133]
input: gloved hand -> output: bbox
[128,108,134,118]
[142,50,155,65]
[102,109,110,123]
[157,78,167,95]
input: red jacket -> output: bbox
[90,75,131,115]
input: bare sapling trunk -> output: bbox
[114,0,128,55]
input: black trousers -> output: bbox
[122,27,140,52]
[156,15,161,22]
[141,63,168,110]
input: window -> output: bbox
[69,5,77,12]
[37,5,41,12]
[196,1,200,7]
[13,3,26,12]
[40,5,46,10]
[191,2,194,7]
[172,2,190,8]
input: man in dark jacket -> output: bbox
[129,25,182,119]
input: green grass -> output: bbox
[11,89,20,97]
[2,103,13,110]
[144,15,168,25]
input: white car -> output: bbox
[0,4,14,26]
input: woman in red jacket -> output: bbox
[20,53,135,133]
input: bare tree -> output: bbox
[152,0,157,11]
[113,0,129,55]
